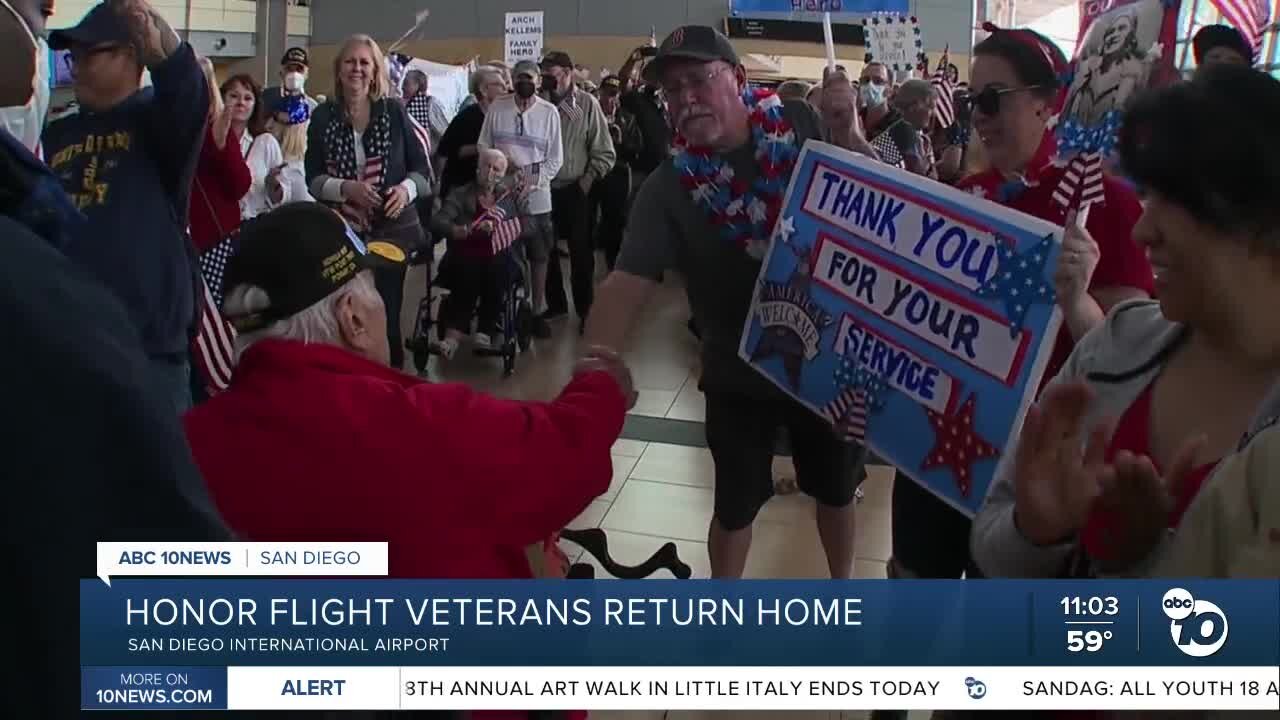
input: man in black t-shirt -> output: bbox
[584,26,865,580]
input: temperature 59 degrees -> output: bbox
[1067,629,1112,652]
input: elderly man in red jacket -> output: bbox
[184,202,635,580]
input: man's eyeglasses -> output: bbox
[660,64,730,98]
[964,85,1045,116]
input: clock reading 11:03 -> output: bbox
[1061,596,1120,616]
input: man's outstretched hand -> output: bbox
[107,0,180,67]
[575,346,637,410]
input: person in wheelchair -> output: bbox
[429,148,526,359]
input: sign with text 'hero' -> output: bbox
[740,143,1064,516]
[504,11,545,67]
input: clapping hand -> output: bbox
[1091,438,1205,571]
[383,185,411,219]
[342,180,381,211]
[211,105,234,149]
[1011,382,1111,546]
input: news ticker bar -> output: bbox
[82,666,1280,712]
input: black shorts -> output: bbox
[890,474,983,578]
[704,391,865,531]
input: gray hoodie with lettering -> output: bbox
[971,299,1280,580]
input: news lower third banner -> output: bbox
[82,579,1279,711]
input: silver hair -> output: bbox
[892,78,937,109]
[776,80,813,102]
[404,69,428,89]
[225,270,381,361]
[470,65,505,97]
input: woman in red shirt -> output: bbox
[975,65,1280,581]
[190,57,251,253]
[888,25,1154,585]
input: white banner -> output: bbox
[220,666,1280,711]
[504,11,545,67]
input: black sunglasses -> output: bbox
[965,84,1045,116]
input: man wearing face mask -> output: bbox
[859,60,918,169]
[0,0,52,156]
[539,50,615,334]
[478,59,563,339]
[261,46,317,116]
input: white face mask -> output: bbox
[0,0,50,155]
[284,71,306,93]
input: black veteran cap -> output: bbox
[223,203,404,332]
[281,47,310,68]
[642,25,741,84]
[599,75,623,95]
[48,4,133,51]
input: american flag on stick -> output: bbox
[824,386,868,442]
[193,236,240,393]
[472,193,523,257]
[931,45,956,130]
[1210,0,1272,61]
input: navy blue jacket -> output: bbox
[42,43,208,358]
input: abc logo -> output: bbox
[1162,588,1229,658]
[964,677,987,700]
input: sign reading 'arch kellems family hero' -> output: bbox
[740,142,1066,517]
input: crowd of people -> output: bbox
[2,0,1278,717]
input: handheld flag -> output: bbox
[930,46,955,130]
[823,12,837,73]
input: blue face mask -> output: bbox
[860,82,886,109]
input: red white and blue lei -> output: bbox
[673,88,798,260]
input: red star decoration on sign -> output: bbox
[920,394,1001,497]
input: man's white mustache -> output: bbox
[676,106,712,125]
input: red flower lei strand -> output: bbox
[673,89,799,259]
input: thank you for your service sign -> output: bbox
[740,143,1064,516]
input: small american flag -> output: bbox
[931,46,956,130]
[1210,0,1272,60]
[824,386,868,442]
[407,113,432,160]
[473,197,523,256]
[193,234,239,393]
[1051,152,1105,211]
[870,128,906,169]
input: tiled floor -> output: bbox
[399,259,916,718]
[401,260,899,583]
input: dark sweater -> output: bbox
[0,212,231,718]
[436,102,486,200]
[42,43,209,358]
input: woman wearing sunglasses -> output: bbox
[974,64,1280,584]
[886,25,1154,587]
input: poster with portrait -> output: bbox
[1052,0,1181,208]
[739,142,1065,517]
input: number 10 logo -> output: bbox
[1162,588,1229,658]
